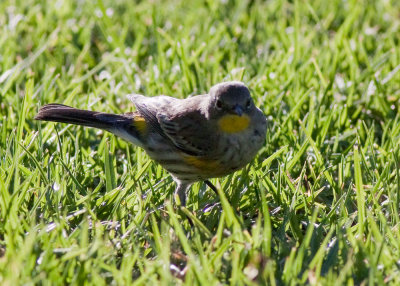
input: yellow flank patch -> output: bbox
[184,156,220,172]
[218,114,250,133]
[132,116,147,134]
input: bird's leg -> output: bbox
[204,180,218,197]
[174,181,193,227]
[174,181,190,206]
[204,180,234,207]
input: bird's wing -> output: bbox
[127,94,214,156]
[156,109,215,156]
[127,94,173,137]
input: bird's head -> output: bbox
[208,81,254,133]
[209,81,253,116]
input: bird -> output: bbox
[35,81,267,206]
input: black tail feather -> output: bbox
[35,104,131,130]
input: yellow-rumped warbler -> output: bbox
[35,81,267,205]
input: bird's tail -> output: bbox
[34,104,132,131]
[35,103,148,146]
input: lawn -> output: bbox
[1,0,400,284]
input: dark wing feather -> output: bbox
[127,94,169,137]
[157,111,214,156]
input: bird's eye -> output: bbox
[216,100,223,109]
[246,99,251,109]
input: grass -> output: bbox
[1,0,400,284]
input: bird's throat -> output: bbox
[218,114,250,133]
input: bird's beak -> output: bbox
[233,105,243,116]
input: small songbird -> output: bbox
[35,81,267,205]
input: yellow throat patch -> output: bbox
[218,114,250,133]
